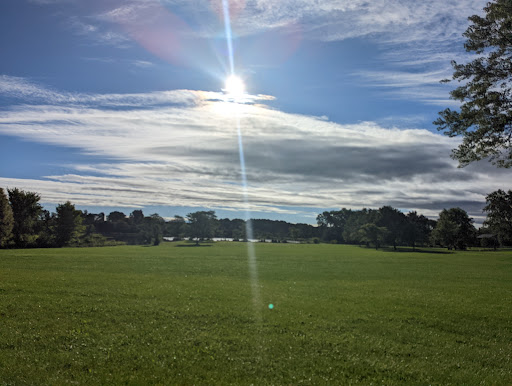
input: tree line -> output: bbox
[0,187,511,249]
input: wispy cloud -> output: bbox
[46,0,487,105]
[66,17,131,48]
[82,57,156,69]
[132,60,154,68]
[0,77,507,221]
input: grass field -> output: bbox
[1,243,511,385]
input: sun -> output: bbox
[224,75,245,97]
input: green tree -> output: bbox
[107,211,127,222]
[186,211,217,245]
[55,201,84,247]
[166,215,187,240]
[435,0,512,167]
[0,188,14,248]
[404,211,434,251]
[8,188,43,248]
[36,209,56,248]
[431,208,476,250]
[378,206,406,250]
[431,216,458,250]
[232,223,247,241]
[288,227,300,241]
[343,209,381,244]
[148,213,165,245]
[483,189,512,246]
[317,208,353,243]
[358,223,388,250]
[129,210,144,225]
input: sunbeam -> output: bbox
[221,0,235,75]
[221,0,262,324]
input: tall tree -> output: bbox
[166,215,187,240]
[317,209,352,243]
[186,211,217,245]
[358,223,388,250]
[8,188,43,248]
[435,0,512,167]
[36,209,56,248]
[129,210,145,225]
[431,208,476,250]
[107,211,127,222]
[147,213,165,245]
[483,189,512,246]
[55,201,84,247]
[378,206,407,250]
[404,211,434,250]
[0,188,14,248]
[343,208,381,244]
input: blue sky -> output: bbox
[0,0,508,225]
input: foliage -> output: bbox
[55,201,85,247]
[358,223,388,249]
[1,243,512,384]
[129,209,144,225]
[147,213,165,246]
[186,210,217,244]
[317,209,354,242]
[317,207,437,248]
[377,206,407,250]
[403,211,436,250]
[35,209,56,248]
[435,0,512,167]
[343,209,381,244]
[431,208,476,250]
[0,187,479,250]
[0,188,14,248]
[8,188,43,248]
[483,189,512,246]
[166,215,187,240]
[107,211,127,223]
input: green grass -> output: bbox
[1,243,511,384]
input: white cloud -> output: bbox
[132,60,154,68]
[89,0,487,104]
[33,0,488,105]
[66,17,131,48]
[0,77,507,222]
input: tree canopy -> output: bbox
[431,208,476,250]
[8,188,43,248]
[186,210,217,244]
[483,189,512,246]
[435,0,512,168]
[0,188,14,248]
[55,201,84,247]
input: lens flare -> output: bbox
[224,75,245,97]
[222,0,261,328]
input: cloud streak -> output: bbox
[52,0,488,105]
[0,77,507,223]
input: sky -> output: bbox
[0,0,509,226]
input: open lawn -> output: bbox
[0,243,511,384]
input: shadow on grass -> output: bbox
[175,244,212,247]
[380,247,453,254]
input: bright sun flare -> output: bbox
[224,75,245,97]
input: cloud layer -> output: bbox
[0,76,507,222]
[52,0,488,106]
